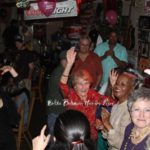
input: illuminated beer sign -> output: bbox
[24,0,78,20]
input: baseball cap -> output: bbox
[14,34,23,43]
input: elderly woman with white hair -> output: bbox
[121,87,150,150]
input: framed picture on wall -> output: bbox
[140,42,149,58]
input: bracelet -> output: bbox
[62,74,69,77]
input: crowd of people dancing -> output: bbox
[0,21,150,150]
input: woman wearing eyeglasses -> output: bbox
[120,87,150,150]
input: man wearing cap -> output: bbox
[13,35,35,92]
[46,50,67,134]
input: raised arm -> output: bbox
[109,69,118,88]
[60,47,76,84]
[0,65,18,78]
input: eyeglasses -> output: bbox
[131,108,150,115]
[80,43,90,47]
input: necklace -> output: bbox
[124,126,150,150]
[131,127,150,143]
[123,133,136,150]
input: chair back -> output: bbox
[32,66,46,103]
[16,102,25,150]
[27,91,36,129]
[14,95,34,150]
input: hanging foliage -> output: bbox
[76,0,82,13]
[16,0,30,8]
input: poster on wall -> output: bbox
[24,0,78,20]
[145,0,150,15]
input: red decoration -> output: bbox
[76,0,82,4]
[37,0,56,17]
[76,0,82,13]
[105,10,118,26]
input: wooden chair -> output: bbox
[14,102,25,150]
[14,91,36,150]
[25,91,36,140]
[32,66,45,103]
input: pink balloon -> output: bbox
[105,10,118,26]
[37,0,56,17]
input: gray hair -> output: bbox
[128,87,150,111]
[79,36,91,43]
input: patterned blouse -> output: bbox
[60,82,115,140]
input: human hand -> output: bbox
[32,125,50,150]
[103,48,114,58]
[106,49,115,57]
[101,108,112,131]
[109,44,114,51]
[95,119,104,130]
[109,69,119,88]
[0,66,18,77]
[105,43,115,57]
[66,47,77,66]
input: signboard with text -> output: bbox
[24,0,78,20]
